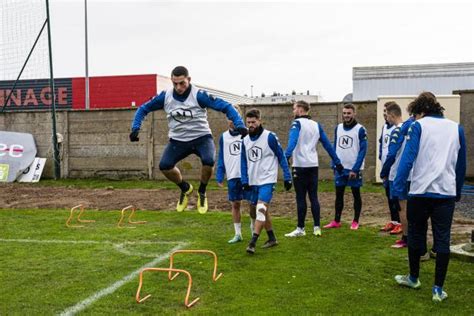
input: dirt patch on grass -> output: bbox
[1,184,472,243]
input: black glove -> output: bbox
[335,163,344,174]
[455,194,461,202]
[238,127,248,139]
[129,129,140,142]
[284,180,292,191]
[242,183,251,191]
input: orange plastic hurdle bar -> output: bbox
[117,205,147,228]
[168,250,223,282]
[136,267,200,308]
[65,204,95,228]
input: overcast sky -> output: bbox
[43,0,474,100]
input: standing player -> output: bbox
[130,66,247,214]
[324,103,367,230]
[379,102,402,234]
[393,92,466,302]
[284,100,344,238]
[216,106,247,244]
[380,102,414,248]
[241,108,292,254]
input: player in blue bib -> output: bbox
[130,66,247,214]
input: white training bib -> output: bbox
[243,130,278,186]
[335,123,365,170]
[163,86,212,141]
[381,124,396,164]
[292,118,320,167]
[222,131,242,180]
[409,117,460,196]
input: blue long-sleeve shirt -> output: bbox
[333,124,367,173]
[392,115,467,198]
[215,129,241,183]
[241,130,292,185]
[284,120,341,165]
[380,118,414,179]
[131,86,245,132]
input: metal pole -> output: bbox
[84,0,90,110]
[45,0,61,179]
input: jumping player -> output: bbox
[130,66,247,214]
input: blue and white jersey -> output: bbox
[379,117,414,182]
[379,123,395,164]
[131,85,245,142]
[334,123,367,172]
[393,115,466,198]
[163,86,211,141]
[285,117,341,168]
[216,130,242,182]
[241,129,291,186]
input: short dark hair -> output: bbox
[245,108,261,119]
[385,102,402,117]
[295,100,310,112]
[409,92,444,116]
[171,66,189,77]
[343,103,355,111]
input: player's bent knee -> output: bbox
[159,161,175,171]
[256,203,267,222]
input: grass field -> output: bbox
[35,178,386,193]
[0,208,473,315]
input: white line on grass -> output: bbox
[58,242,187,316]
[0,238,188,315]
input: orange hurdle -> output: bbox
[65,204,95,228]
[117,205,147,228]
[168,250,223,282]
[136,267,200,308]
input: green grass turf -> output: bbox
[1,209,472,315]
[34,178,385,193]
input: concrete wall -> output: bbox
[1,91,472,181]
[455,90,474,178]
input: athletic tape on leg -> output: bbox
[256,203,267,222]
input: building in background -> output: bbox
[0,74,252,111]
[353,62,474,101]
[252,91,320,104]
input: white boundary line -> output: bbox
[0,238,188,315]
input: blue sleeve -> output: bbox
[196,90,245,129]
[284,120,301,159]
[131,91,166,131]
[216,135,226,183]
[319,123,341,165]
[351,127,367,173]
[268,133,291,181]
[393,122,422,196]
[333,126,338,150]
[240,142,249,185]
[456,125,467,197]
[380,127,404,178]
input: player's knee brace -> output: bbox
[256,203,267,222]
